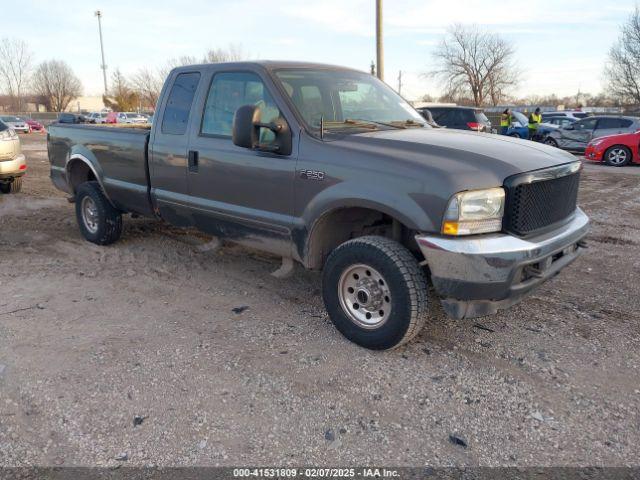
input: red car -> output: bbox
[105,112,118,124]
[585,131,640,167]
[25,118,44,133]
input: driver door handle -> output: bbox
[188,150,199,173]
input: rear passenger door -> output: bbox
[149,71,201,226]
[185,69,297,257]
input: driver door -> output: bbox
[185,70,297,258]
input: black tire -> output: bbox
[0,177,22,193]
[74,181,122,245]
[604,145,631,167]
[322,236,428,350]
[509,133,521,138]
[544,137,558,148]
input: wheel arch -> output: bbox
[301,201,427,270]
[65,152,114,206]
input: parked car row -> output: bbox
[0,115,44,133]
[64,111,152,125]
[416,107,639,167]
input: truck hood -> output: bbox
[337,127,577,180]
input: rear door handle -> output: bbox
[188,150,199,172]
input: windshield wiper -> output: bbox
[344,118,406,129]
[389,119,425,128]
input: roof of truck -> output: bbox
[171,60,364,73]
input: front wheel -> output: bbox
[604,145,631,167]
[322,236,428,350]
[75,181,123,245]
[544,137,558,148]
[509,133,521,138]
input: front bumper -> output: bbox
[416,208,589,319]
[584,145,603,161]
[0,153,27,179]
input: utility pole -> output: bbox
[95,10,108,96]
[397,70,402,95]
[375,0,384,81]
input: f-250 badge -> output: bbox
[299,169,325,181]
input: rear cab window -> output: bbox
[162,72,201,135]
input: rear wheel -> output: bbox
[604,145,631,167]
[0,177,22,194]
[509,133,521,138]
[75,181,123,245]
[322,236,428,350]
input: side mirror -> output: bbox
[232,104,292,156]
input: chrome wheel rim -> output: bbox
[338,264,392,329]
[608,148,627,165]
[81,196,99,234]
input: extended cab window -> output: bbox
[161,72,201,135]
[201,72,281,143]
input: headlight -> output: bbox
[442,187,505,235]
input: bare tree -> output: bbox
[431,24,518,106]
[131,68,163,110]
[32,60,82,112]
[103,69,139,111]
[203,44,245,63]
[0,38,33,111]
[605,7,640,105]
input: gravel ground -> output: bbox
[0,134,639,467]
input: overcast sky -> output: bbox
[6,0,636,100]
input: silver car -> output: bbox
[544,116,640,152]
[87,112,109,124]
[0,115,29,134]
[116,112,147,124]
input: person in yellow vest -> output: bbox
[500,108,512,135]
[528,108,542,140]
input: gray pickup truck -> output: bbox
[48,61,589,350]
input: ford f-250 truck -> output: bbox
[48,61,589,350]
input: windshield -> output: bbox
[274,69,426,132]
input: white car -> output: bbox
[541,111,590,121]
[116,112,147,124]
[87,112,109,124]
[0,115,29,134]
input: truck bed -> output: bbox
[48,123,153,216]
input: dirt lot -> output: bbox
[0,134,639,467]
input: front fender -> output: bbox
[301,180,436,234]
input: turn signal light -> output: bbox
[442,221,459,235]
